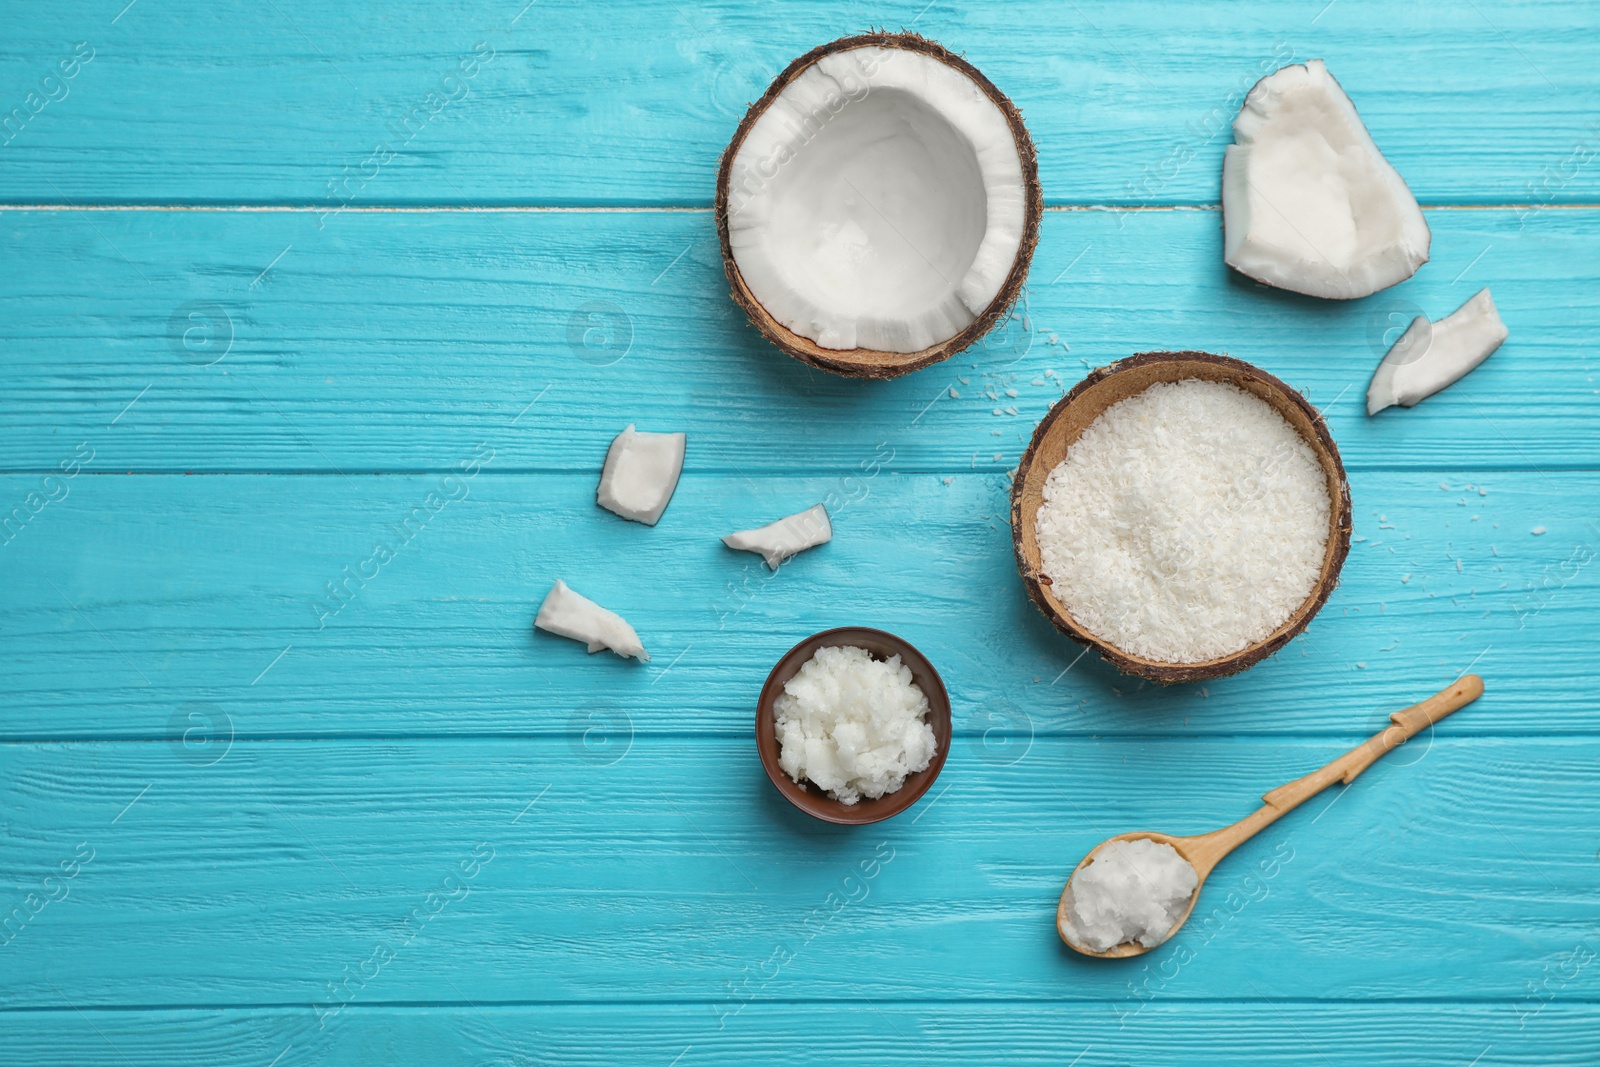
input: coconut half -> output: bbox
[716,33,1042,378]
[1223,60,1430,300]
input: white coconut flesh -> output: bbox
[596,424,685,526]
[1223,60,1430,300]
[1368,288,1508,415]
[722,504,832,569]
[725,46,1028,353]
[534,580,649,662]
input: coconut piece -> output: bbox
[1367,288,1508,415]
[722,504,832,569]
[716,33,1042,378]
[534,580,648,661]
[1223,60,1429,300]
[596,424,685,526]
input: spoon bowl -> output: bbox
[1058,831,1215,959]
[1059,675,1485,957]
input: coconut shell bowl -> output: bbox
[1010,352,1353,684]
[755,627,952,825]
[715,33,1043,380]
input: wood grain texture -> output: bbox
[2,737,1598,1008]
[6,1,1600,1058]
[2,1003,1598,1067]
[0,207,1595,475]
[0,470,1591,740]
[2,0,1598,206]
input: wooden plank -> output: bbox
[2,736,1598,1006]
[1,1002,1596,1067]
[0,207,1594,475]
[0,469,1591,740]
[2,1,1598,206]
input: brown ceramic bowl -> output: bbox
[1010,351,1353,684]
[756,627,952,825]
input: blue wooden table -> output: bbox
[3,2,1598,1063]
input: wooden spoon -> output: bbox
[1058,675,1485,958]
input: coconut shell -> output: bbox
[1010,352,1353,684]
[715,32,1043,380]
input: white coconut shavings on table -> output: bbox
[1062,838,1199,951]
[773,645,936,806]
[1035,379,1330,664]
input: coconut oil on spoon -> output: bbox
[1059,675,1485,958]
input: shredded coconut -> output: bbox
[774,645,936,806]
[1062,838,1198,951]
[1035,379,1330,664]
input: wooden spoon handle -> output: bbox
[1186,676,1485,874]
[1262,673,1485,808]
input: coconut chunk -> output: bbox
[1223,60,1429,300]
[596,424,685,526]
[1367,288,1508,415]
[718,34,1040,375]
[722,504,832,569]
[534,580,648,661]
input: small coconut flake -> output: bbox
[773,644,936,805]
[1061,838,1198,951]
[722,504,832,569]
[1532,525,1547,535]
[534,580,648,661]
[1223,60,1429,300]
[949,387,960,398]
[1005,388,1019,398]
[596,424,685,525]
[1367,289,1509,415]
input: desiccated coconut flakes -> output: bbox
[1034,379,1330,664]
